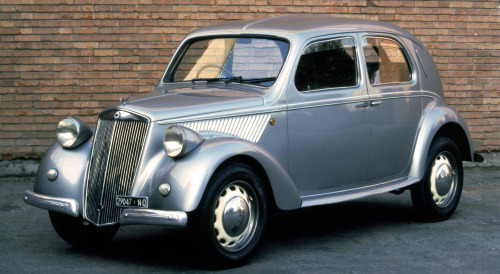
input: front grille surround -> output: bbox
[84,113,149,226]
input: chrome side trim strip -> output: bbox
[120,209,188,227]
[158,105,287,125]
[301,177,419,208]
[181,114,271,143]
[23,190,79,217]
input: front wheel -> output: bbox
[49,211,119,247]
[191,163,268,267]
[411,137,463,222]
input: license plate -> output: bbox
[116,196,148,208]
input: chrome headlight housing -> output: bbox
[163,125,204,158]
[56,117,92,149]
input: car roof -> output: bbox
[186,15,419,43]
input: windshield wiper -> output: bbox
[223,77,277,87]
[237,77,277,84]
[191,76,277,85]
[191,76,242,83]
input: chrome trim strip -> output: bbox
[23,190,79,217]
[181,114,271,143]
[300,177,419,208]
[120,209,188,227]
[287,91,424,111]
[158,105,287,125]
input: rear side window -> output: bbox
[295,38,357,92]
[362,37,411,85]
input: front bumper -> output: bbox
[120,209,187,227]
[24,190,79,217]
[23,190,188,227]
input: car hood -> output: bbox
[107,86,264,122]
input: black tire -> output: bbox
[411,137,463,222]
[191,163,268,268]
[49,211,119,247]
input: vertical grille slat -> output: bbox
[85,116,149,226]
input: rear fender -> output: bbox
[410,104,473,180]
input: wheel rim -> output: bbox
[429,151,458,208]
[212,180,259,252]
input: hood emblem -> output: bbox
[108,110,147,122]
[120,96,131,105]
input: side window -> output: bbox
[295,38,357,92]
[362,37,411,85]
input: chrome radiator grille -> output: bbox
[85,117,149,225]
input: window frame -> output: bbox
[294,36,361,93]
[162,35,291,87]
[361,36,414,86]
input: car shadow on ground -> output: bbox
[267,193,416,239]
[61,192,416,270]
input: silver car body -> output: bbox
[25,16,473,228]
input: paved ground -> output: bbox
[1,167,499,273]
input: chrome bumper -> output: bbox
[24,190,188,227]
[120,209,188,227]
[23,190,79,217]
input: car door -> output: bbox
[287,36,371,191]
[361,35,423,180]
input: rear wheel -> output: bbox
[49,211,119,246]
[411,137,463,221]
[191,163,268,267]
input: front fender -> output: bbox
[146,137,302,213]
[32,140,92,217]
[409,103,473,180]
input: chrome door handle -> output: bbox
[355,102,370,108]
[370,100,383,107]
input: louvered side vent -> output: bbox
[181,114,270,143]
[85,118,149,226]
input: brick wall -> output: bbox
[1,0,499,160]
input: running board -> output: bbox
[300,177,420,208]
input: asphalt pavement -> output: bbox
[1,167,499,273]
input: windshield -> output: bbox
[168,37,289,87]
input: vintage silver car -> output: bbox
[25,15,477,266]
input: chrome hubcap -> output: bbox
[213,181,258,252]
[222,197,250,237]
[430,152,458,208]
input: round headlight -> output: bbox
[56,117,92,148]
[163,125,204,159]
[163,126,186,158]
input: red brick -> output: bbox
[1,1,499,157]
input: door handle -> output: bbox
[370,100,383,107]
[355,102,370,108]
